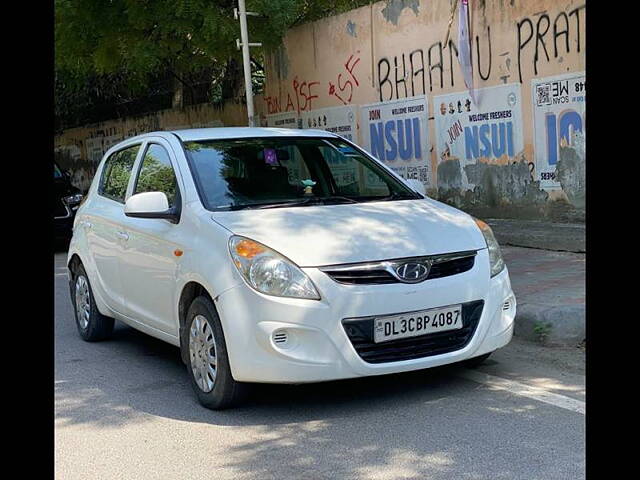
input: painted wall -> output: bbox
[259,0,586,221]
[54,100,248,191]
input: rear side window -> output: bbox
[99,145,140,203]
[134,144,178,208]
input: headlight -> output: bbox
[229,236,320,300]
[474,219,505,277]
[63,194,83,206]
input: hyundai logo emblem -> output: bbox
[395,262,431,282]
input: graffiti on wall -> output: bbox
[378,40,463,101]
[376,4,585,101]
[263,76,320,115]
[264,52,362,114]
[516,5,585,83]
[328,52,362,105]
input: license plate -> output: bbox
[373,304,463,343]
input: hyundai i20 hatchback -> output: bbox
[67,128,516,409]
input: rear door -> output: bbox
[85,143,142,314]
[118,138,186,334]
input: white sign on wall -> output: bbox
[300,106,359,186]
[265,111,300,129]
[434,83,524,190]
[300,105,357,142]
[360,96,430,188]
[532,72,586,190]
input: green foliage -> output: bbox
[102,146,140,201]
[55,0,372,128]
[136,155,177,206]
[533,321,552,343]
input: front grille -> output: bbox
[428,255,475,279]
[322,252,476,285]
[324,269,396,285]
[342,300,484,364]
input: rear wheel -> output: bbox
[71,263,114,342]
[184,296,249,409]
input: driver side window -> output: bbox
[134,144,178,208]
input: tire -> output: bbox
[463,352,492,368]
[183,296,249,410]
[71,263,114,342]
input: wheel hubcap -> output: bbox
[75,275,90,330]
[189,315,217,392]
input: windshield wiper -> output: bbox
[216,193,408,211]
[320,195,359,204]
[366,192,421,202]
[251,196,359,210]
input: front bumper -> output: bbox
[215,248,516,383]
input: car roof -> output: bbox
[138,127,340,143]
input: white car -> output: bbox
[67,128,516,409]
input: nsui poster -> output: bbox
[360,96,430,188]
[532,72,586,190]
[301,105,357,142]
[434,84,523,190]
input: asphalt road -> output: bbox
[54,251,585,480]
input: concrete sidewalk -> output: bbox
[488,219,585,253]
[502,246,585,346]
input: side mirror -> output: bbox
[405,178,426,197]
[125,192,179,223]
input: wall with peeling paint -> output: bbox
[259,0,586,222]
[54,100,247,192]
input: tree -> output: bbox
[55,0,370,130]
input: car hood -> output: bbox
[210,199,486,267]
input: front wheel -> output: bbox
[463,352,492,368]
[184,296,249,409]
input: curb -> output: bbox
[513,303,585,346]
[487,219,585,253]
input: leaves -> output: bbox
[55,0,371,129]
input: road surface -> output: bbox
[54,251,585,480]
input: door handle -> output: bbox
[116,231,129,241]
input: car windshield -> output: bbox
[182,137,421,211]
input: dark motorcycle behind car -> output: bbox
[54,162,83,244]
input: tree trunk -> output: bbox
[172,76,184,109]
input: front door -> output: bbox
[118,139,185,335]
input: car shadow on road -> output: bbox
[57,321,469,427]
[55,322,584,479]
